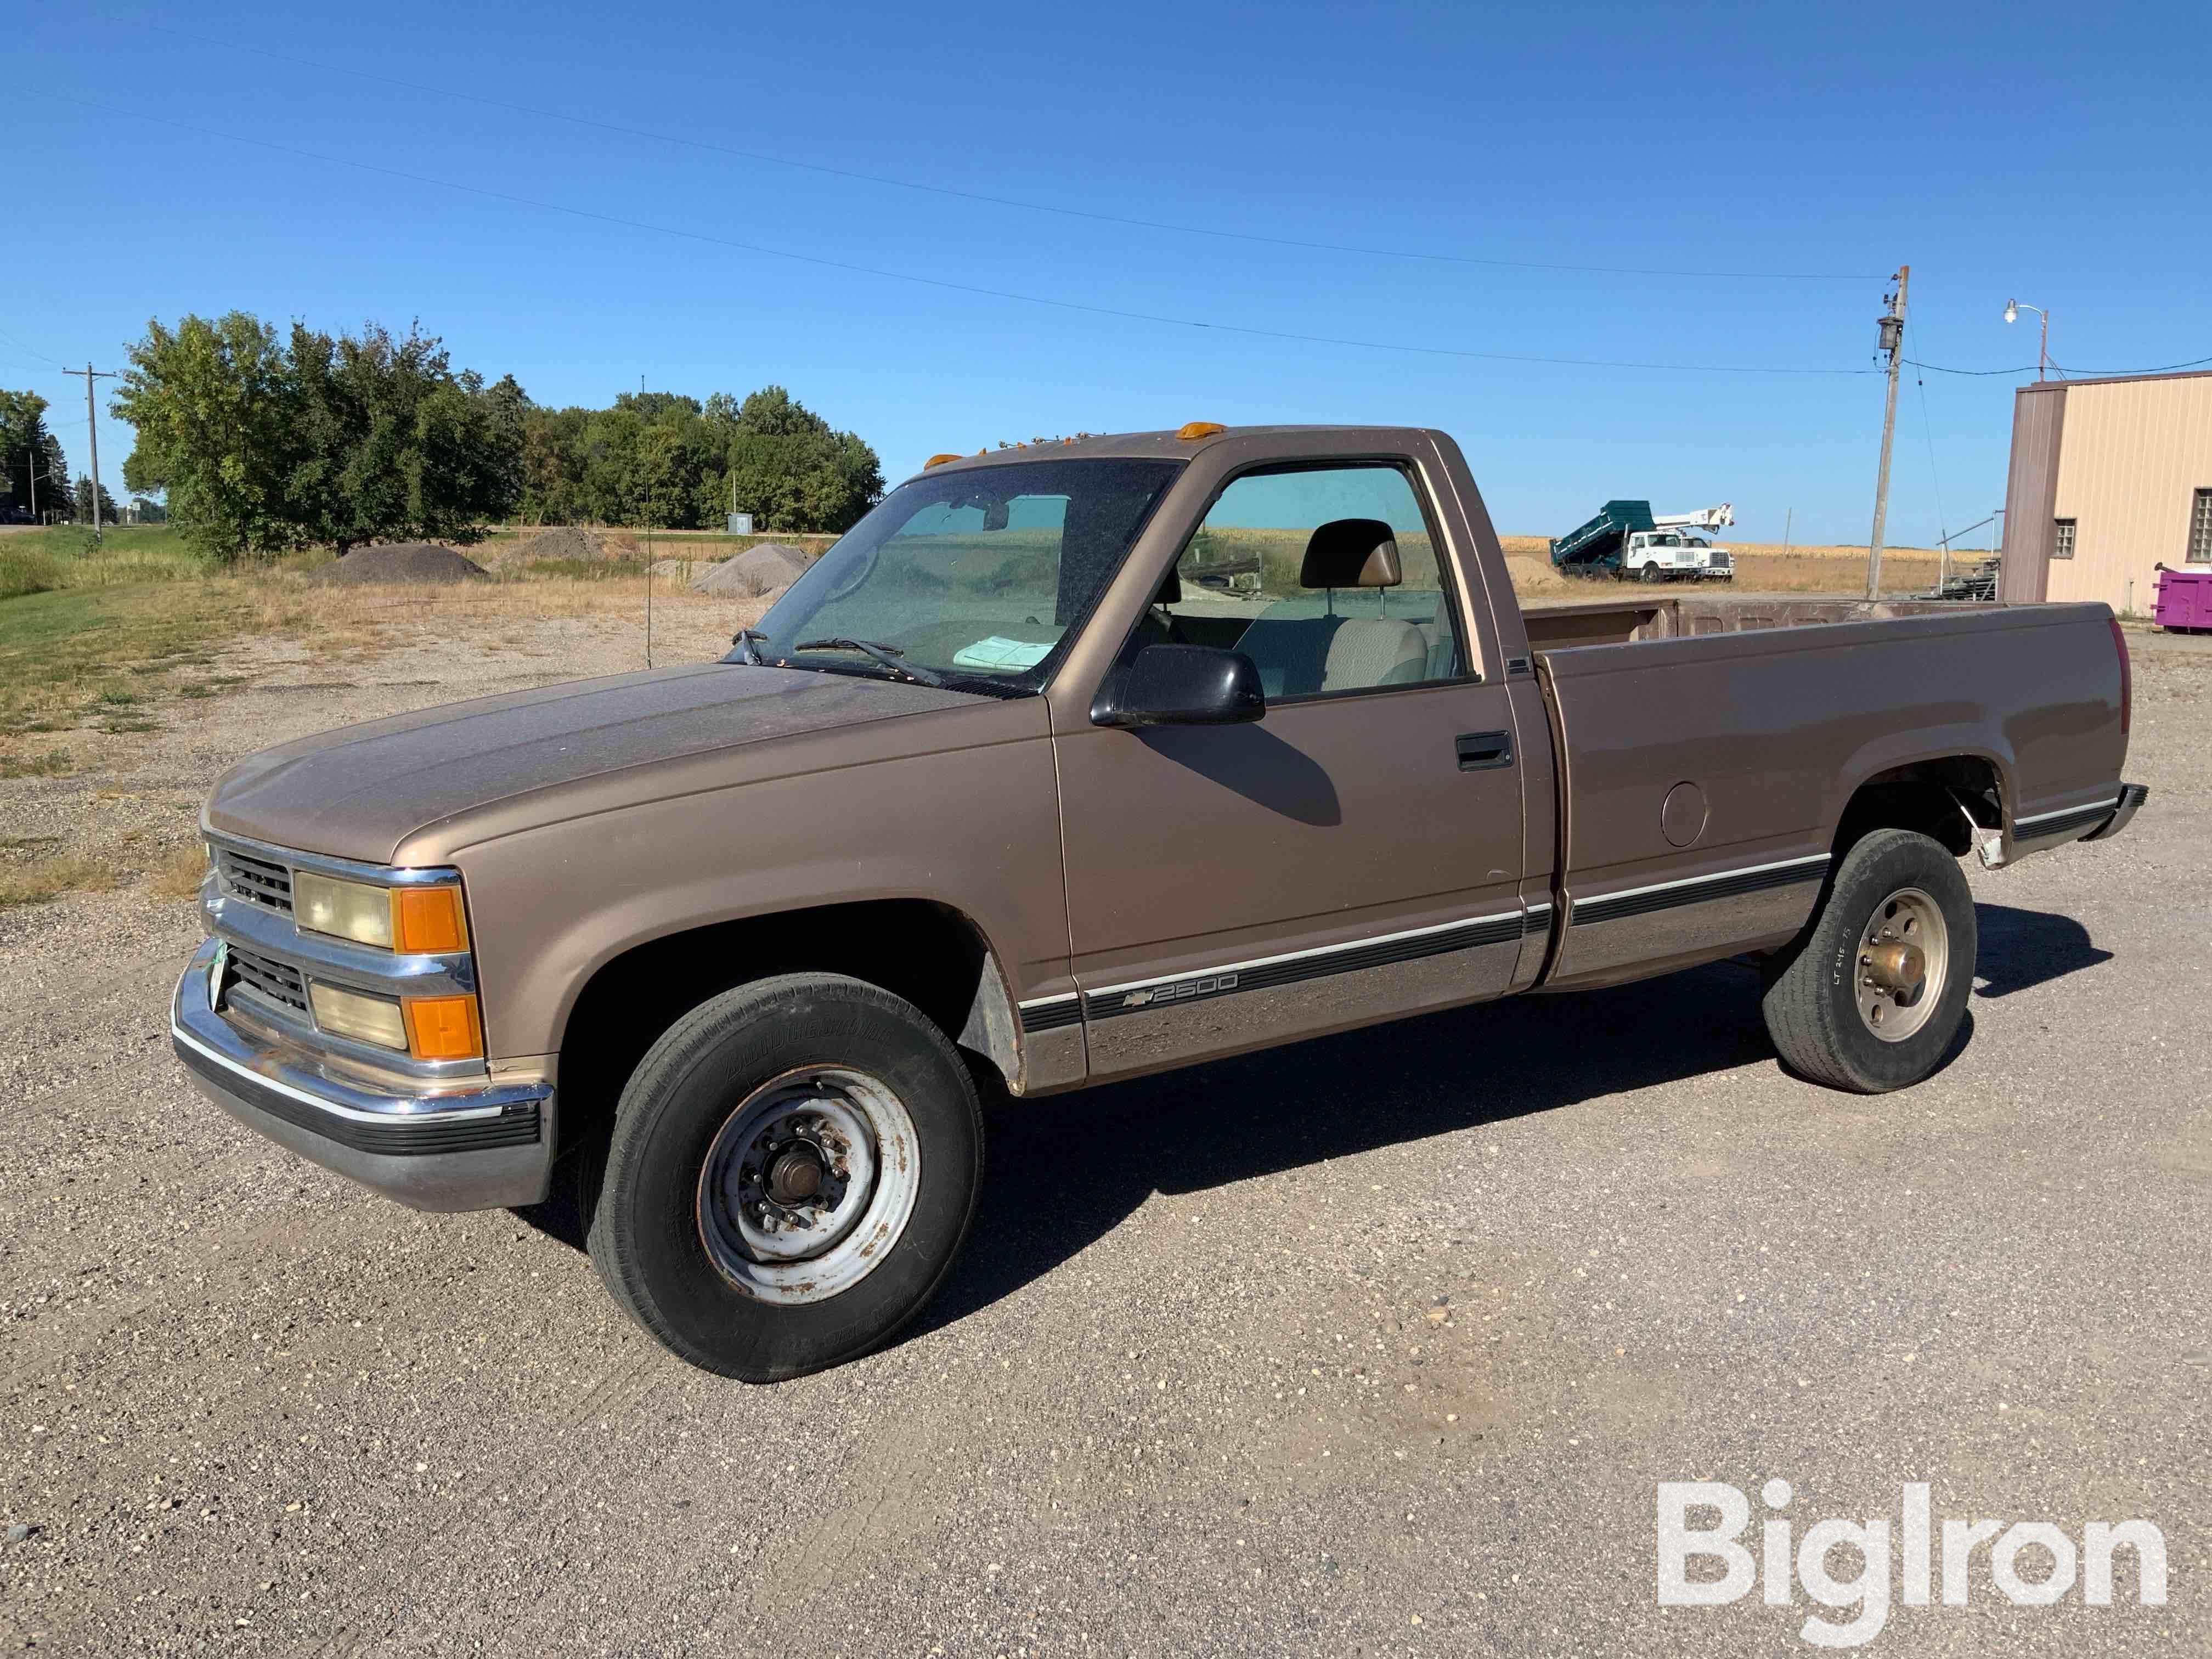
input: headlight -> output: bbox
[307,981,484,1060]
[295,874,470,953]
[295,872,396,949]
[308,981,410,1051]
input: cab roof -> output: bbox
[905,425,1427,479]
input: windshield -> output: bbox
[741,457,1184,693]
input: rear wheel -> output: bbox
[586,973,983,1380]
[1761,829,1976,1092]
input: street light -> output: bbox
[2003,298,2051,381]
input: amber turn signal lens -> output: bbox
[392,885,469,953]
[404,994,484,1062]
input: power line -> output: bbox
[1911,346,1949,552]
[120,20,1882,285]
[1907,353,2212,378]
[0,323,69,368]
[32,92,1881,379]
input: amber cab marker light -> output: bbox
[404,994,484,1062]
[922,453,962,468]
[1177,421,1227,441]
[392,885,469,954]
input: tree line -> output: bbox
[0,390,74,521]
[103,311,883,562]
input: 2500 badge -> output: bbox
[1123,972,1239,1009]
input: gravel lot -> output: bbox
[2,613,2204,1656]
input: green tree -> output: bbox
[114,312,304,560]
[719,386,882,532]
[114,312,522,560]
[73,475,120,526]
[514,383,881,533]
[285,321,523,553]
[0,389,69,520]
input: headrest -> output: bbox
[1301,518,1402,588]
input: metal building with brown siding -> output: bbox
[1999,369,2212,614]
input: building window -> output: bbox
[2052,518,2076,560]
[2190,489,2212,563]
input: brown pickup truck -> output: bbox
[171,424,2145,1380]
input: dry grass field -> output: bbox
[1497,534,1952,596]
[0,530,764,915]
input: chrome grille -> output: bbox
[226,945,309,1014]
[217,847,293,915]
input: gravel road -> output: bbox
[2,620,2204,1656]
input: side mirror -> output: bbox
[1092,644,1266,729]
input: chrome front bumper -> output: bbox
[170,939,554,1211]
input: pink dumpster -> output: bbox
[2155,566,2212,631]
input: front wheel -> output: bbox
[586,973,983,1380]
[1760,829,1977,1092]
[1638,562,1665,584]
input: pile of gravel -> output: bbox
[311,543,489,585]
[502,525,604,564]
[692,543,812,599]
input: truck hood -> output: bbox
[205,663,985,864]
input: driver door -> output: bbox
[1050,459,1532,1080]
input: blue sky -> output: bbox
[7,1,2206,546]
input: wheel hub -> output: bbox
[1864,939,1926,994]
[1854,887,1950,1043]
[765,1146,824,1204]
[695,1067,922,1305]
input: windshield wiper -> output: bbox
[729,627,769,665]
[791,637,948,687]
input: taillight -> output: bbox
[2108,617,2132,737]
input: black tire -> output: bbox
[585,972,983,1381]
[1639,562,1664,584]
[1760,829,1977,1093]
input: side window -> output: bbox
[1154,464,1465,699]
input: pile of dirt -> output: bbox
[1505,554,1574,596]
[499,525,605,565]
[692,543,813,599]
[311,543,488,585]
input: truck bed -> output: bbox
[1522,596,2127,990]
[1521,593,1978,653]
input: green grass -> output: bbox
[6,523,202,573]
[0,545,66,600]
[0,582,256,734]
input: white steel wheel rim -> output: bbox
[696,1065,921,1306]
[1854,886,1950,1043]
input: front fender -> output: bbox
[450,740,1069,1064]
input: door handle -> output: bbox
[1455,730,1514,771]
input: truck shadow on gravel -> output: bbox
[910,901,2112,1341]
[1970,902,2112,997]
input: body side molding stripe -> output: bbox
[1033,905,1539,1029]
[1569,853,1831,928]
[1014,993,1084,1033]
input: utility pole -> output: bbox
[70,363,119,541]
[1865,266,1908,599]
